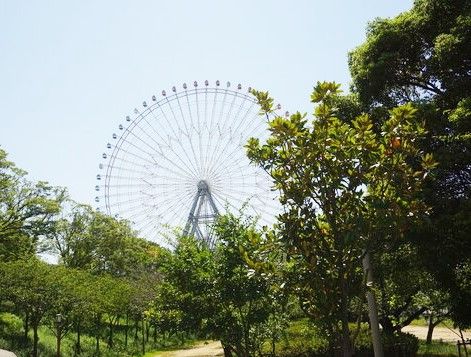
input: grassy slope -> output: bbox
[0,312,195,357]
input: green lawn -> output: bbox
[418,340,459,357]
[0,312,195,357]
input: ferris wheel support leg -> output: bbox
[190,192,206,238]
[183,189,201,237]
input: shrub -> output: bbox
[272,320,419,357]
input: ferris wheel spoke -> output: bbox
[115,125,196,180]
[203,95,251,175]
[201,88,219,178]
[203,89,232,179]
[145,102,201,178]
[194,88,205,176]
[115,123,168,163]
[206,111,264,178]
[108,149,190,182]
[206,155,253,185]
[175,92,203,177]
[162,97,203,177]
[205,107,259,178]
[123,116,200,179]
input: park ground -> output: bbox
[148,326,471,357]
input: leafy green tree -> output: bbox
[246,82,435,356]
[156,235,216,337]
[48,202,168,277]
[348,0,471,327]
[56,268,97,355]
[155,215,285,357]
[0,148,66,261]
[0,258,59,357]
[210,214,283,357]
[372,243,445,335]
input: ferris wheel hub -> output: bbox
[197,180,209,191]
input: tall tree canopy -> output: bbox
[246,83,435,356]
[0,148,66,261]
[349,0,471,327]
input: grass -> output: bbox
[0,312,196,357]
[410,318,456,328]
[418,340,459,357]
[3,312,464,357]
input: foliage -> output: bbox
[348,0,471,327]
[210,214,287,357]
[246,82,434,354]
[154,214,288,357]
[0,312,190,357]
[371,242,449,335]
[47,202,168,278]
[0,258,63,356]
[266,319,419,357]
[0,148,66,261]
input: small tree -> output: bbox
[156,214,286,357]
[0,258,59,357]
[246,82,435,356]
[210,214,284,357]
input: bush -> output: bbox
[355,329,419,357]
[272,320,419,357]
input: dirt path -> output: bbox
[153,341,224,357]
[402,325,471,343]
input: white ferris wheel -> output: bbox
[95,80,282,247]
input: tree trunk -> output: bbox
[362,250,384,357]
[271,336,276,356]
[76,319,81,355]
[95,322,100,355]
[153,323,157,343]
[426,314,435,344]
[141,319,146,355]
[23,313,29,341]
[134,320,139,342]
[108,319,113,348]
[32,324,39,357]
[223,344,233,357]
[379,317,395,334]
[125,314,128,347]
[56,331,61,357]
[340,273,353,357]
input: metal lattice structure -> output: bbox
[95,80,281,247]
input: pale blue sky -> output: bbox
[0,0,413,206]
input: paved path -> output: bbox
[402,325,471,343]
[153,341,223,357]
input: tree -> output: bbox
[0,148,66,261]
[210,214,284,357]
[349,0,471,327]
[155,214,284,357]
[48,202,168,278]
[246,82,435,356]
[372,242,447,336]
[0,258,59,357]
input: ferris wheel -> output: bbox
[95,80,282,247]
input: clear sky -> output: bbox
[0,0,413,206]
